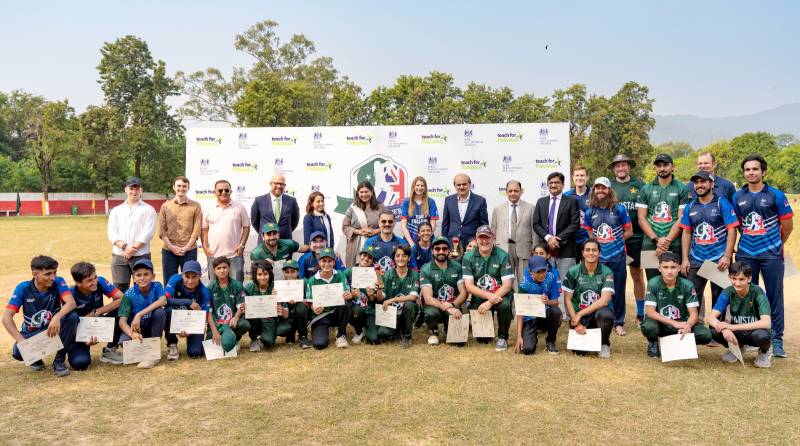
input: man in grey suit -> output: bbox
[491,179,538,289]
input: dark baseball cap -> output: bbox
[261,222,280,234]
[182,260,202,275]
[317,247,336,260]
[608,154,636,169]
[476,225,494,238]
[528,256,549,272]
[690,171,714,182]
[309,231,327,241]
[132,258,154,272]
[653,153,674,165]
[125,177,142,187]
[282,260,300,271]
[431,236,451,249]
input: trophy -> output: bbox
[450,237,463,259]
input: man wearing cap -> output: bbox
[442,173,489,249]
[250,174,300,240]
[158,176,202,281]
[163,260,211,360]
[118,258,167,369]
[421,237,467,345]
[344,245,379,345]
[462,225,515,351]
[680,171,738,323]
[201,179,251,283]
[297,231,345,278]
[250,222,309,267]
[304,247,353,349]
[564,166,591,263]
[583,177,633,336]
[107,177,157,292]
[514,256,562,355]
[690,152,736,203]
[364,211,413,273]
[636,154,691,280]
[490,179,537,289]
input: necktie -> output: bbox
[511,203,518,230]
[548,196,557,235]
[274,196,281,222]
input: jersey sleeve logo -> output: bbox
[216,304,233,323]
[693,222,719,245]
[376,256,395,272]
[579,210,586,226]
[742,212,766,235]
[660,305,681,320]
[476,274,499,292]
[579,290,599,309]
[595,223,615,243]
[652,202,672,222]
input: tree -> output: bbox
[461,82,513,123]
[364,72,463,125]
[0,90,46,160]
[507,93,549,123]
[26,100,78,212]
[175,67,246,124]
[233,72,316,126]
[327,79,367,126]
[768,143,800,192]
[79,105,129,205]
[654,141,694,159]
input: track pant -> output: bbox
[310,304,352,350]
[711,328,772,353]
[12,311,79,367]
[119,308,166,344]
[350,304,366,335]
[424,306,452,332]
[602,258,627,326]
[365,302,418,343]
[249,317,293,347]
[164,306,205,358]
[572,307,615,351]
[469,297,513,340]
[640,318,712,344]
[738,257,785,342]
[210,318,250,353]
[520,306,562,355]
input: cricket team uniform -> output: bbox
[367,268,420,342]
[420,259,463,332]
[118,281,167,344]
[297,251,346,279]
[562,263,616,349]
[207,278,249,353]
[710,284,772,352]
[611,177,646,268]
[244,281,297,347]
[640,276,712,344]
[363,234,413,272]
[344,267,371,338]
[635,177,690,279]
[163,273,211,358]
[249,239,299,263]
[462,247,515,341]
[399,197,439,243]
[518,271,562,355]
[305,271,352,349]
[70,276,122,367]
[410,243,432,272]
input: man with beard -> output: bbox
[636,154,690,280]
[690,152,736,203]
[421,237,467,345]
[364,211,412,273]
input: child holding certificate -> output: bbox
[245,260,292,351]
[514,256,562,355]
[163,260,211,360]
[305,248,353,349]
[70,261,125,368]
[281,260,310,349]
[208,257,249,354]
[370,245,420,349]
[118,259,167,369]
[344,245,379,345]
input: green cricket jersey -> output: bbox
[714,284,771,325]
[562,263,615,313]
[250,239,299,262]
[462,247,515,306]
[420,259,463,303]
[208,278,246,325]
[305,270,350,312]
[610,177,646,240]
[635,177,690,248]
[644,276,698,322]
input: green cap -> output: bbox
[431,236,451,248]
[359,245,378,258]
[282,259,299,271]
[261,222,279,234]
[317,247,336,260]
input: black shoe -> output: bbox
[477,338,491,344]
[546,342,559,354]
[285,333,296,344]
[29,360,46,372]
[53,361,70,377]
[400,336,412,349]
[647,340,660,358]
[299,336,310,349]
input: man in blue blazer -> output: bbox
[250,174,300,240]
[442,173,489,248]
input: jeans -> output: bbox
[161,248,198,283]
[310,304,352,349]
[207,255,244,283]
[163,306,205,358]
[119,308,166,343]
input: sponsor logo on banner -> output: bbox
[235,185,255,202]
[463,129,483,147]
[346,135,372,146]
[199,158,219,176]
[538,180,549,197]
[421,133,448,144]
[196,136,223,147]
[194,189,216,200]
[306,161,333,172]
[237,132,257,150]
[335,154,407,215]
[496,132,524,143]
[232,162,258,173]
[312,131,332,149]
[428,186,450,199]
[497,186,508,198]
[273,158,294,175]
[272,136,297,146]
[501,155,523,173]
[310,184,321,192]
[539,127,558,145]
[387,130,407,148]
[535,158,562,169]
[426,156,448,174]
[460,159,487,170]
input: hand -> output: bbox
[678,325,691,339]
[539,295,548,303]
[343,291,352,301]
[656,237,671,251]
[86,336,98,346]
[132,331,143,341]
[574,323,586,335]
[124,245,137,258]
[313,306,323,315]
[239,303,246,313]
[715,322,730,332]
[478,300,493,314]
[278,305,288,318]
[131,315,142,333]
[547,237,559,249]
[189,301,201,311]
[570,315,581,329]
[230,317,239,329]
[169,245,182,256]
[382,299,392,311]
[680,260,691,276]
[203,247,213,257]
[179,330,188,338]
[235,245,245,257]
[47,315,62,337]
[717,255,731,271]
[671,320,687,330]
[447,307,462,319]
[514,336,524,354]
[722,328,738,346]
[366,287,375,298]
[212,330,221,345]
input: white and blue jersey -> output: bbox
[164,273,211,312]
[582,204,631,262]
[297,251,346,279]
[688,175,737,203]
[564,188,590,247]
[679,195,739,267]
[364,234,413,272]
[7,277,71,334]
[518,270,561,323]
[71,276,120,316]
[400,197,439,243]
[121,282,165,321]
[732,184,793,260]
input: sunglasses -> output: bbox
[216,189,231,193]
[433,246,449,252]
[380,220,394,224]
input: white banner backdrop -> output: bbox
[186,123,570,257]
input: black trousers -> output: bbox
[521,306,562,355]
[577,306,614,347]
[310,304,352,350]
[711,328,772,353]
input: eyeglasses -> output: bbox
[380,220,394,224]
[216,189,231,194]
[433,246,449,252]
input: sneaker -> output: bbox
[53,361,70,377]
[721,349,738,363]
[754,350,772,368]
[495,338,508,352]
[167,344,179,360]
[599,344,611,359]
[615,326,627,336]
[400,336,412,349]
[545,342,559,355]
[101,346,123,364]
[351,332,364,345]
[335,335,349,348]
[707,340,721,348]
[29,360,46,372]
[428,333,440,345]
[773,339,787,358]
[647,341,660,358]
[299,336,310,349]
[743,345,759,353]
[249,339,262,352]
[137,359,159,369]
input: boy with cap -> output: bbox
[4,256,78,376]
[463,225,515,351]
[420,237,467,345]
[305,248,353,349]
[208,256,249,353]
[514,256,562,355]
[298,231,345,278]
[250,222,308,265]
[69,261,124,367]
[344,245,379,345]
[707,261,773,368]
[163,260,211,360]
[118,258,167,369]
[280,260,311,349]
[374,245,420,348]
[640,252,712,358]
[245,260,294,350]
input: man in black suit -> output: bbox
[250,174,300,240]
[441,173,489,249]
[532,172,580,316]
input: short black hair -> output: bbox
[250,260,274,286]
[728,261,752,278]
[547,172,565,183]
[658,252,680,264]
[581,239,600,252]
[741,154,767,172]
[418,221,433,231]
[70,261,96,282]
[212,257,230,268]
[393,244,411,258]
[534,241,549,252]
[31,255,58,271]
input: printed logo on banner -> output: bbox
[232,162,258,173]
[312,132,333,149]
[387,130,407,148]
[195,136,223,147]
[535,158,562,169]
[463,129,483,147]
[428,186,450,199]
[235,185,255,202]
[237,132,257,150]
[310,185,321,192]
[346,135,372,146]
[273,158,294,175]
[199,158,219,176]
[426,156,448,174]
[496,132,524,143]
[501,155,523,173]
[335,155,407,215]
[306,161,333,172]
[194,189,216,200]
[272,136,297,146]
[538,180,549,198]
[460,159,487,170]
[497,186,508,198]
[421,133,448,144]
[539,127,558,145]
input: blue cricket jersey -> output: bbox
[71,276,120,316]
[679,195,739,267]
[582,204,631,262]
[564,188,590,247]
[164,273,212,311]
[732,184,793,260]
[7,277,71,334]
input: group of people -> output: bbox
[4,151,792,376]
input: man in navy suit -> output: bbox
[442,173,489,248]
[250,174,300,240]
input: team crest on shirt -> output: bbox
[29,309,53,329]
[660,305,681,320]
[630,186,638,194]
[742,212,767,235]
[216,304,233,323]
[595,223,615,243]
[376,256,395,272]
[579,210,586,227]
[652,202,672,223]
[579,290,599,309]
[693,222,718,245]
[476,274,499,292]
[437,284,455,302]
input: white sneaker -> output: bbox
[599,344,611,359]
[428,334,440,345]
[335,335,349,348]
[721,350,738,363]
[167,344,179,361]
[351,332,364,345]
[137,359,159,369]
[249,339,262,352]
[754,350,772,368]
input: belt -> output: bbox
[508,239,516,244]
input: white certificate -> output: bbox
[351,267,378,289]
[469,310,495,338]
[274,280,304,303]
[728,342,745,366]
[567,328,602,352]
[375,304,397,329]
[169,310,207,334]
[312,282,345,307]
[77,317,115,343]
[271,260,286,281]
[245,295,279,319]
[202,339,239,361]
[640,250,660,269]
[446,313,470,344]
[697,260,732,289]
[514,294,547,318]
[17,330,64,365]
[123,337,162,364]
[659,333,698,362]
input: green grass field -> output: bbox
[1,215,799,445]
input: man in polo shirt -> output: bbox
[163,260,211,360]
[158,175,202,280]
[463,225,515,351]
[107,176,157,292]
[69,261,124,367]
[201,179,251,282]
[420,237,467,345]
[364,211,413,273]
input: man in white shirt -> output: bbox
[491,179,537,287]
[107,177,157,291]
